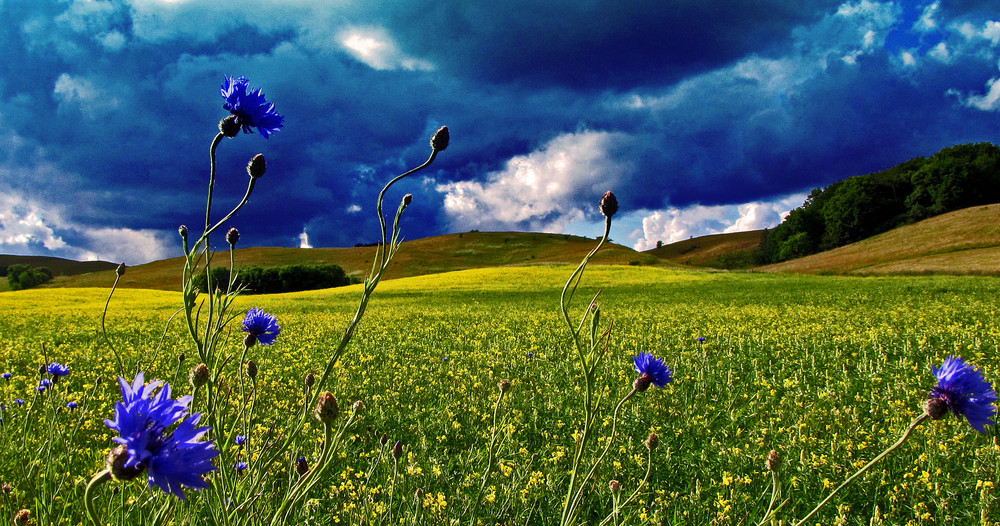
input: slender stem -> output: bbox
[100,270,125,377]
[204,133,224,233]
[793,414,928,526]
[471,387,508,518]
[600,449,654,526]
[84,469,113,525]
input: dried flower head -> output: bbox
[929,355,997,433]
[499,379,511,393]
[608,479,621,493]
[352,400,365,414]
[430,126,449,151]
[766,450,782,472]
[645,432,659,451]
[14,509,30,526]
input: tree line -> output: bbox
[5,264,53,290]
[756,142,1000,263]
[195,263,358,294]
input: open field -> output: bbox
[1,266,999,524]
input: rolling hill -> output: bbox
[42,231,667,291]
[644,230,764,268]
[0,255,117,277]
[757,203,1000,275]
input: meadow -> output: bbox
[1,265,998,525]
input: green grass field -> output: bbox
[1,266,998,524]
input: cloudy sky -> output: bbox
[2,0,999,264]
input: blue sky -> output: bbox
[1,0,1000,264]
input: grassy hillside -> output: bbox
[758,203,1000,275]
[44,231,666,291]
[645,230,764,267]
[0,255,117,276]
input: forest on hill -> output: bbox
[756,142,1000,264]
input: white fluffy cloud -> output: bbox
[52,74,121,118]
[436,130,631,233]
[0,190,172,264]
[631,194,807,251]
[337,27,434,71]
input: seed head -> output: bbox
[600,191,618,218]
[644,432,659,451]
[498,379,511,393]
[1,482,11,494]
[245,360,258,379]
[14,509,30,526]
[766,449,782,472]
[106,444,144,481]
[430,126,449,151]
[227,227,240,246]
[608,480,621,493]
[189,363,210,388]
[352,400,365,414]
[314,392,339,424]
[247,153,266,179]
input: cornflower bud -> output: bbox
[245,360,258,379]
[498,379,511,393]
[600,191,618,218]
[633,373,654,393]
[352,400,365,414]
[304,373,315,388]
[379,433,389,446]
[220,115,240,138]
[766,449,782,472]
[430,126,449,151]
[1,482,11,494]
[295,456,309,476]
[392,440,403,459]
[247,153,266,179]
[608,480,621,493]
[645,432,659,451]
[190,363,210,388]
[924,397,949,420]
[14,509,30,526]
[106,444,144,481]
[178,225,188,239]
[116,262,126,277]
[415,488,424,500]
[177,352,186,363]
[227,227,240,246]
[313,392,339,424]
[402,194,413,207]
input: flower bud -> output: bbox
[220,115,240,138]
[379,433,389,446]
[295,456,309,476]
[116,262,127,277]
[766,449,781,472]
[245,360,258,379]
[304,373,315,388]
[177,352,186,363]
[313,392,339,424]
[924,397,949,420]
[190,363,210,388]
[352,400,365,414]
[402,194,413,207]
[227,227,240,246]
[430,126,449,151]
[247,153,266,179]
[392,440,403,459]
[1,482,11,494]
[644,432,659,451]
[600,191,618,218]
[243,332,257,348]
[415,488,424,500]
[178,225,188,239]
[608,480,621,493]
[14,509,30,526]
[498,379,511,393]
[106,444,144,481]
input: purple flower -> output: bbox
[930,356,997,433]
[39,379,51,388]
[104,373,218,500]
[242,308,280,346]
[633,353,673,392]
[1,373,10,380]
[47,362,70,377]
[220,76,284,139]
[234,435,246,446]
[13,399,24,406]
[234,461,248,472]
[66,402,79,410]
[696,337,706,343]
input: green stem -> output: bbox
[84,469,113,525]
[792,414,928,526]
[471,387,508,518]
[100,270,125,377]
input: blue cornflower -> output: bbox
[234,435,246,446]
[220,76,284,139]
[929,355,997,433]
[66,401,79,410]
[234,461,247,472]
[47,362,70,377]
[241,308,280,346]
[696,337,706,343]
[104,373,218,500]
[1,372,10,380]
[14,399,24,406]
[633,353,673,392]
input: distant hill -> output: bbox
[42,231,667,291]
[757,203,1000,275]
[0,255,117,277]
[645,230,764,269]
